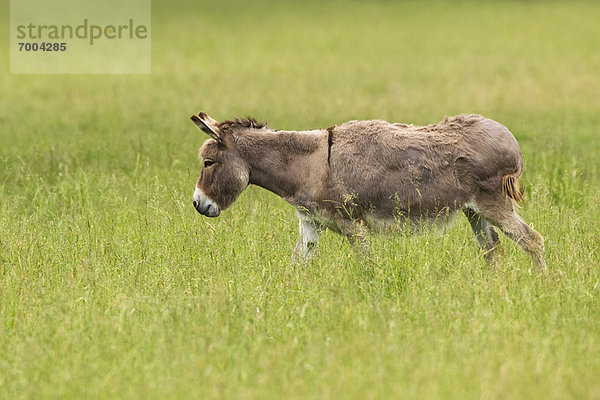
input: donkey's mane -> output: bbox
[218,116,267,133]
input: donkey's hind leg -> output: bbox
[463,207,501,262]
[476,198,545,269]
[497,212,545,269]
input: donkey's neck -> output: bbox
[235,130,329,206]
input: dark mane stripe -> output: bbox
[327,126,334,166]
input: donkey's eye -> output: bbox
[203,160,216,168]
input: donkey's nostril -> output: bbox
[193,200,198,208]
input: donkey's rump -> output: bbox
[455,116,524,194]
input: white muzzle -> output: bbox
[193,187,220,217]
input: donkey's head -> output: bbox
[190,112,265,217]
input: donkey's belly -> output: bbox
[310,199,462,237]
[364,207,460,235]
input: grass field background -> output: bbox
[1,1,600,398]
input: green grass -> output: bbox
[2,0,600,398]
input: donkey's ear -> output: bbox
[191,112,222,142]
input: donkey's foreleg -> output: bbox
[292,211,321,260]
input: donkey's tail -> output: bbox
[502,169,525,204]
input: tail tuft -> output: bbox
[502,173,525,204]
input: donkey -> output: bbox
[190,112,545,268]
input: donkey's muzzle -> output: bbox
[192,187,220,217]
[193,201,220,217]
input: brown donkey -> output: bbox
[191,112,544,268]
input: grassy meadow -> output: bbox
[1,0,600,398]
